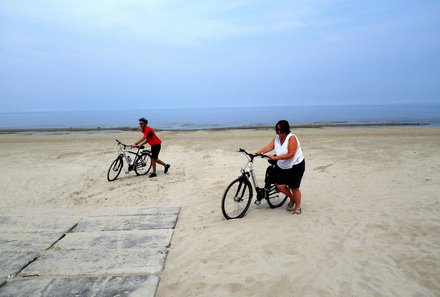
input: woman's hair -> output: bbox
[276,120,291,134]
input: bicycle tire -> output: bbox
[265,183,288,208]
[221,177,253,219]
[134,154,152,176]
[107,157,123,181]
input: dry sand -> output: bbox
[1,127,439,296]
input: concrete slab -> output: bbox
[0,208,80,218]
[0,275,159,297]
[0,251,39,285]
[0,231,66,252]
[20,248,168,276]
[0,216,77,233]
[88,206,181,217]
[52,229,174,250]
[0,206,180,218]
[0,207,180,296]
[73,214,178,232]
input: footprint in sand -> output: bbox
[314,164,333,172]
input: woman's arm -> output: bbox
[255,139,275,155]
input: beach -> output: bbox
[1,127,439,296]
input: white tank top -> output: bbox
[274,133,304,169]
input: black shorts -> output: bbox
[150,144,161,159]
[275,159,305,189]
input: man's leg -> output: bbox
[148,156,158,177]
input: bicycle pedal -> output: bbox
[254,200,261,205]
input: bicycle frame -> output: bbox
[238,148,272,204]
[107,140,152,182]
[115,140,151,172]
[221,148,288,219]
[117,142,136,168]
[239,150,260,190]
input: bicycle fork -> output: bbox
[255,187,265,205]
[242,168,266,206]
[233,174,249,203]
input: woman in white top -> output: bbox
[255,120,305,215]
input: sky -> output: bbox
[1,0,439,112]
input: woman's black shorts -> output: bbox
[150,144,161,159]
[275,159,305,189]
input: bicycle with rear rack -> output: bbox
[107,140,152,181]
[221,148,288,219]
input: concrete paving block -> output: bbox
[88,206,181,217]
[0,207,180,296]
[0,207,180,218]
[20,248,168,276]
[0,251,39,284]
[52,229,174,250]
[73,214,178,232]
[0,232,65,252]
[0,275,159,297]
[0,208,80,218]
[0,216,77,233]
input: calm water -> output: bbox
[1,103,440,131]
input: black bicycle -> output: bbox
[107,140,152,181]
[221,148,288,219]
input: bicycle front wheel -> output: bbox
[266,183,288,208]
[222,178,253,219]
[134,154,152,176]
[107,157,123,181]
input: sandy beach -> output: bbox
[1,127,439,296]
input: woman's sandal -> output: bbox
[292,208,302,215]
[286,202,295,211]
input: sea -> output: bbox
[1,103,440,133]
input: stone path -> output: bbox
[0,207,180,297]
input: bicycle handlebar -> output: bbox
[238,148,269,159]
[115,139,132,149]
[115,140,145,150]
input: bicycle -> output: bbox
[107,140,152,181]
[221,148,288,219]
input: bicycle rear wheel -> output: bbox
[222,177,253,219]
[265,183,288,208]
[134,154,152,176]
[107,157,123,181]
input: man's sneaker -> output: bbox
[149,172,157,178]
[164,164,171,174]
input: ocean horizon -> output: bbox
[1,103,440,133]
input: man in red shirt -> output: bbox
[133,117,170,178]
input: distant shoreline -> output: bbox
[2,104,439,133]
[0,122,431,134]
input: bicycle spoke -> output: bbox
[107,158,123,181]
[222,178,252,219]
[266,183,287,208]
[134,154,151,175]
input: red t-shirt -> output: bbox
[142,126,162,146]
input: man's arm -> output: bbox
[133,136,146,147]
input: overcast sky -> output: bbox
[1,0,439,112]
